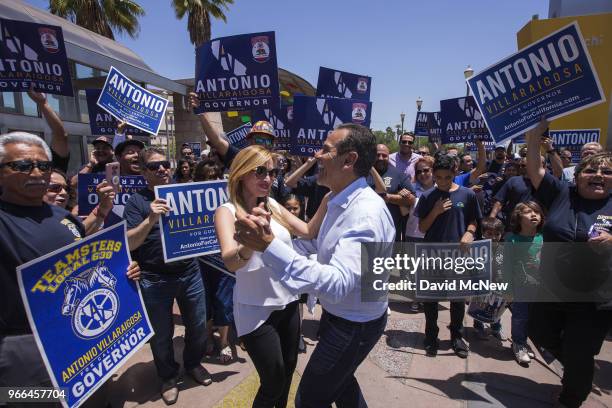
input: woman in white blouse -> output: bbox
[215,145,327,408]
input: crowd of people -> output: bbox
[0,87,610,408]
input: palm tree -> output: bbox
[49,0,145,40]
[172,0,234,47]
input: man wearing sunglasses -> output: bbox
[389,132,422,182]
[189,92,275,168]
[0,132,140,400]
[123,147,211,404]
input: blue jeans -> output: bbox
[140,270,207,380]
[296,310,387,408]
[510,302,529,345]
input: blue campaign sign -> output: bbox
[155,180,229,262]
[414,111,443,139]
[316,67,371,101]
[85,89,149,137]
[194,31,280,113]
[465,140,496,152]
[251,105,292,150]
[440,96,493,144]
[77,174,147,227]
[414,240,493,300]
[17,222,154,408]
[414,111,431,136]
[290,95,372,156]
[0,18,73,96]
[186,142,202,158]
[225,122,252,150]
[97,66,169,135]
[467,22,606,144]
[550,128,600,162]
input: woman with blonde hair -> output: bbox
[215,145,328,408]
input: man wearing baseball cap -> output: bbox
[79,136,115,174]
[188,92,275,168]
[115,139,145,176]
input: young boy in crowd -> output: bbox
[472,217,506,341]
[416,153,483,358]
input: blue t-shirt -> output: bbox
[532,173,612,299]
[124,189,199,275]
[493,176,533,220]
[415,186,482,242]
[0,201,84,335]
[454,172,471,187]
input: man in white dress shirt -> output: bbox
[235,123,395,408]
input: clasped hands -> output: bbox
[234,203,275,252]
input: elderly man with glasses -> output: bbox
[0,132,140,404]
[389,132,422,182]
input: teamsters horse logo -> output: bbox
[61,262,119,340]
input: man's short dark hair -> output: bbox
[433,152,459,173]
[335,123,376,177]
[139,147,166,167]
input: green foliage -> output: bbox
[171,0,234,46]
[373,129,399,153]
[49,0,145,39]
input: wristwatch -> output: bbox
[378,192,388,199]
[546,149,557,155]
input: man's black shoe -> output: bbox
[424,338,439,357]
[452,337,469,359]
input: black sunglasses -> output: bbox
[253,166,274,179]
[416,168,431,175]
[145,160,171,171]
[400,140,414,145]
[0,160,53,173]
[47,182,68,193]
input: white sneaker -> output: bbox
[512,343,531,364]
[525,343,535,359]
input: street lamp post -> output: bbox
[464,65,474,97]
[400,113,405,134]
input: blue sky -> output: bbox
[25,0,549,131]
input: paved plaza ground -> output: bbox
[107,302,612,408]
